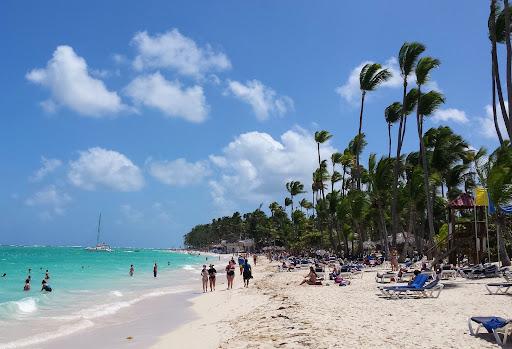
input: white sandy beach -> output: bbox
[153,260,512,349]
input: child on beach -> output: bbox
[201,265,209,293]
[207,264,216,291]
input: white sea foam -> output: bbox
[0,298,38,318]
[15,298,37,314]
[182,264,195,271]
[110,290,123,297]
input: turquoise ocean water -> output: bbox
[0,246,205,348]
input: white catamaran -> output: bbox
[85,213,112,252]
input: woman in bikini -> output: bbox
[300,266,319,285]
[207,264,217,291]
[225,260,236,289]
[200,265,209,293]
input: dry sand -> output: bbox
[153,260,512,349]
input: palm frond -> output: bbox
[398,42,426,77]
[416,57,441,85]
[418,90,445,116]
[403,88,419,115]
[315,130,333,143]
[384,102,402,123]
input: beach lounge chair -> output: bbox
[503,271,512,282]
[468,316,512,346]
[485,282,512,295]
[375,271,397,283]
[379,274,429,298]
[388,278,444,299]
[440,269,457,280]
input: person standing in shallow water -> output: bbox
[129,265,134,277]
[153,263,158,278]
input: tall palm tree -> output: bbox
[391,41,425,245]
[269,201,280,218]
[357,63,392,189]
[340,149,353,197]
[284,197,292,216]
[315,131,333,199]
[331,152,343,175]
[384,102,402,158]
[416,87,445,243]
[331,171,342,192]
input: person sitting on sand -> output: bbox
[208,264,217,291]
[41,279,52,292]
[23,278,31,291]
[300,266,319,285]
[201,265,209,293]
[242,259,252,288]
[129,264,134,277]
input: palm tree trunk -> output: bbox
[416,86,436,244]
[377,201,390,257]
[388,123,392,158]
[341,165,346,197]
[493,63,505,145]
[391,81,407,247]
[497,214,511,266]
[504,0,512,138]
[356,92,366,190]
[317,143,325,200]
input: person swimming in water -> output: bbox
[1,273,6,277]
[24,278,31,291]
[129,264,134,277]
[45,270,50,280]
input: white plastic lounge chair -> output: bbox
[485,282,512,295]
[440,269,457,280]
[468,316,512,346]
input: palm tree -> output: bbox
[331,152,343,176]
[487,143,512,266]
[416,86,445,243]
[284,197,292,216]
[331,171,342,192]
[391,41,425,245]
[286,181,306,214]
[357,63,392,189]
[315,131,333,199]
[269,201,280,218]
[384,102,402,158]
[340,149,353,197]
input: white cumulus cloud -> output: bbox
[68,147,144,191]
[26,45,126,116]
[131,29,231,77]
[226,79,294,121]
[148,158,210,186]
[30,157,62,182]
[25,185,71,218]
[125,72,208,123]
[431,108,469,124]
[208,127,337,209]
[478,103,510,140]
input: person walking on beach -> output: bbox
[207,264,216,291]
[129,264,134,277]
[153,263,158,278]
[238,255,245,275]
[242,259,252,288]
[253,254,257,266]
[225,260,236,290]
[201,265,209,293]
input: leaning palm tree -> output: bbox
[357,63,392,189]
[269,201,280,218]
[331,171,342,192]
[391,41,425,245]
[331,152,343,175]
[384,102,402,158]
[315,130,333,199]
[416,88,445,243]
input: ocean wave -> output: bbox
[182,264,195,271]
[0,319,94,349]
[0,297,38,318]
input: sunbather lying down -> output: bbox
[300,266,322,285]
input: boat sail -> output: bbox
[85,213,112,252]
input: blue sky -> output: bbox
[0,1,502,247]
